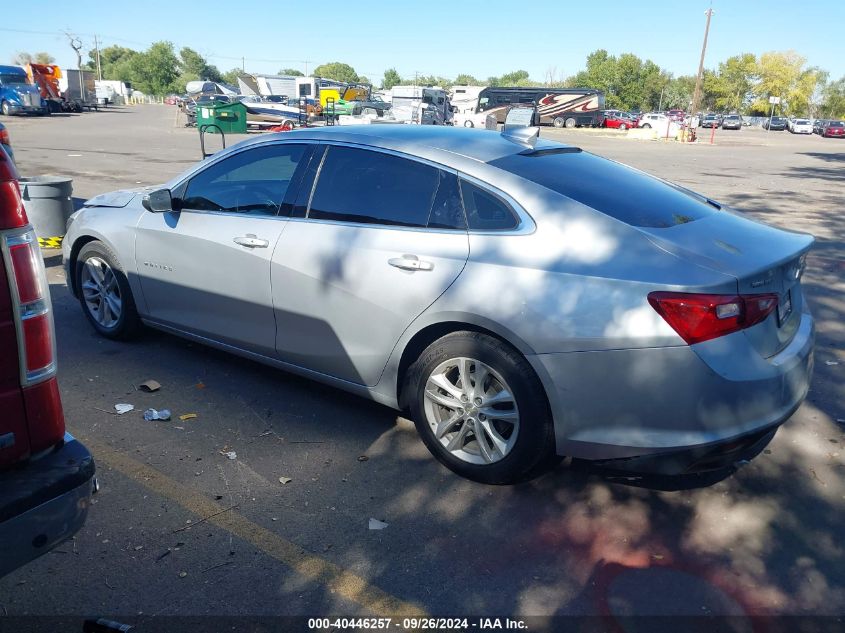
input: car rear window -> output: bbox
[489,151,717,228]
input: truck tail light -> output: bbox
[648,292,779,345]
[0,142,64,453]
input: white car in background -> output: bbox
[637,113,679,137]
[787,118,813,134]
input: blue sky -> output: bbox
[2,0,842,83]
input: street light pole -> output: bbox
[690,8,714,117]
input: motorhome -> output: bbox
[455,86,604,128]
[390,85,452,125]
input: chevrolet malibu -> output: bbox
[62,126,814,484]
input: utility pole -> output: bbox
[304,60,311,76]
[94,35,102,80]
[690,8,714,117]
[241,56,245,72]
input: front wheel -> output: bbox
[76,240,141,340]
[642,123,652,128]
[619,123,628,130]
[406,331,555,484]
[1,101,10,116]
[463,119,474,128]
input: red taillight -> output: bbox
[0,127,9,146]
[648,292,779,345]
[2,230,56,383]
[0,146,27,230]
[9,242,42,304]
[23,313,53,372]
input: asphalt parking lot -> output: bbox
[1,106,844,629]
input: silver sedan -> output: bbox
[62,125,814,483]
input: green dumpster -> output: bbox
[196,101,248,134]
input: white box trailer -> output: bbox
[390,86,451,124]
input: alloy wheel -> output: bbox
[422,357,520,465]
[80,256,122,328]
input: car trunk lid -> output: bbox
[641,210,813,357]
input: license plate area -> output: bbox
[777,289,793,326]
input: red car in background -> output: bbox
[601,110,636,130]
[667,109,686,122]
[821,121,844,138]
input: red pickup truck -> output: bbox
[0,144,96,577]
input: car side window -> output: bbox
[308,146,439,228]
[428,171,466,230]
[459,180,518,231]
[182,144,306,216]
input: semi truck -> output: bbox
[0,65,48,116]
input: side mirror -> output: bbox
[142,188,174,213]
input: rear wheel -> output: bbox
[76,240,141,340]
[642,123,652,129]
[464,119,474,128]
[564,117,576,128]
[619,123,628,130]
[406,331,555,484]
[552,116,565,128]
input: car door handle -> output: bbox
[233,235,269,248]
[388,255,434,271]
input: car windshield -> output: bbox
[726,115,740,120]
[490,150,717,228]
[0,73,29,85]
[796,120,809,124]
[830,122,844,128]
[772,117,786,122]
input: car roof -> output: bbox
[229,125,576,164]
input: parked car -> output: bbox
[0,122,12,164]
[721,114,743,130]
[666,109,686,122]
[637,113,669,128]
[820,120,845,138]
[601,111,635,130]
[63,126,815,483]
[787,118,813,134]
[762,116,787,131]
[813,119,828,134]
[164,94,180,105]
[700,114,721,128]
[0,145,96,576]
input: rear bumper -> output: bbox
[529,308,814,471]
[0,433,96,577]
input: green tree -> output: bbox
[820,77,845,118]
[313,62,359,83]
[178,47,222,83]
[751,50,820,116]
[381,68,402,89]
[12,51,55,65]
[498,69,532,86]
[221,68,243,86]
[708,53,757,113]
[663,75,696,110]
[85,45,139,81]
[279,68,303,76]
[129,41,180,95]
[454,73,480,85]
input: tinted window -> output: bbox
[460,180,518,230]
[182,144,306,215]
[428,171,466,230]
[308,147,438,227]
[489,151,716,228]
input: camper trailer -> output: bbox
[449,85,486,115]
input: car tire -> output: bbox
[76,240,141,340]
[552,117,565,128]
[642,123,651,128]
[464,120,474,128]
[1,101,10,116]
[406,331,556,484]
[620,123,628,130]
[565,117,576,128]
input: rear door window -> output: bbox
[182,143,307,216]
[308,146,439,227]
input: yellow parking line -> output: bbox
[78,434,427,616]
